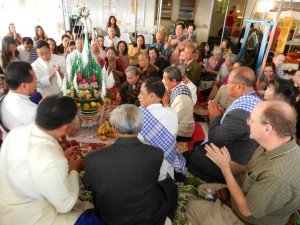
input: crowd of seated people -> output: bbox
[1,17,300,225]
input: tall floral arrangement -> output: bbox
[64,6,111,113]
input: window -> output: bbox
[215,0,229,13]
[179,0,197,20]
[156,0,172,19]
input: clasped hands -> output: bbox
[207,100,224,119]
[162,91,170,107]
[50,64,63,80]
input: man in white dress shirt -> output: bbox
[32,40,66,97]
[138,77,186,181]
[104,27,121,49]
[0,61,37,137]
[0,95,89,225]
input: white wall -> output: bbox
[0,0,65,43]
[67,0,156,34]
[2,0,300,45]
[195,0,214,42]
[78,0,214,44]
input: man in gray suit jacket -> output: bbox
[188,67,262,183]
[83,104,177,225]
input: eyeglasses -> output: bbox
[246,117,269,126]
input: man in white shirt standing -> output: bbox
[32,41,66,97]
[0,61,37,137]
[0,95,89,225]
[104,27,121,49]
[138,77,186,181]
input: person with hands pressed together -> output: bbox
[187,100,300,225]
[188,66,262,183]
[173,63,197,105]
[32,41,66,97]
[128,35,147,66]
[6,23,22,46]
[116,66,143,105]
[162,66,194,143]
[0,36,20,70]
[207,100,225,120]
[101,47,125,87]
[104,27,120,49]
[0,95,91,225]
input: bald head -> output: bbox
[230,66,256,88]
[227,66,256,98]
[155,31,165,39]
[184,45,196,61]
[256,100,296,138]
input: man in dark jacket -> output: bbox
[188,66,262,183]
[83,104,177,225]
